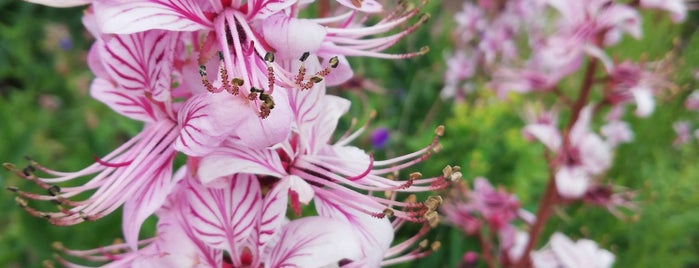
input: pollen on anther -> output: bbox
[264,52,275,63]
[434,125,445,136]
[329,56,339,68]
[299,52,310,62]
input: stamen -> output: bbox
[423,195,443,211]
[264,52,276,94]
[258,91,275,119]
[199,65,215,92]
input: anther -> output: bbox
[419,239,429,249]
[264,52,275,63]
[232,78,244,86]
[310,75,324,83]
[299,52,310,62]
[424,196,443,211]
[383,208,395,218]
[351,0,363,8]
[47,185,61,196]
[43,260,55,268]
[52,241,64,250]
[419,46,430,55]
[434,125,445,136]
[329,56,339,68]
[3,163,16,171]
[22,166,35,176]
[417,13,430,25]
[405,194,417,204]
[15,197,28,208]
[6,186,18,192]
[409,172,422,180]
[431,241,441,251]
[217,51,224,60]
[424,210,439,228]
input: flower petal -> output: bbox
[262,13,327,59]
[555,166,589,199]
[315,194,393,266]
[90,77,165,122]
[24,0,89,7]
[99,30,176,102]
[335,0,382,13]
[234,89,293,148]
[122,160,177,250]
[175,93,248,156]
[266,216,363,268]
[197,143,285,184]
[93,0,213,34]
[186,174,262,265]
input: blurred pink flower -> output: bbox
[640,0,687,22]
[525,106,612,198]
[673,121,693,147]
[531,232,615,268]
[685,90,699,111]
[442,178,533,254]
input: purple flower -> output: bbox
[370,127,390,149]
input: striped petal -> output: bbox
[90,77,166,122]
[99,30,176,102]
[175,93,248,157]
[197,142,285,184]
[186,174,262,266]
[121,159,178,250]
[93,0,213,34]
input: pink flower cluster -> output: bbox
[7,0,447,267]
[442,0,687,266]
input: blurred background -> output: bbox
[1,0,699,267]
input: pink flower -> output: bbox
[524,106,612,198]
[54,174,366,267]
[601,120,633,147]
[197,83,449,224]
[531,232,615,268]
[673,121,693,147]
[607,61,671,117]
[640,0,687,22]
[442,178,533,253]
[685,90,699,111]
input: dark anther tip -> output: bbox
[299,52,310,62]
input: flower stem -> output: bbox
[516,58,599,267]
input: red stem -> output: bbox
[514,58,600,267]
